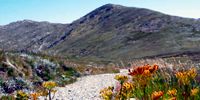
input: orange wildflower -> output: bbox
[128,64,159,76]
[149,64,159,73]
[151,91,164,100]
[143,69,151,76]
[30,93,40,100]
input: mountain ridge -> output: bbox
[1,4,200,60]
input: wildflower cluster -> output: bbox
[100,64,200,100]
[0,81,58,100]
[175,68,197,85]
[128,64,158,77]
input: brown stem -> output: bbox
[49,89,52,100]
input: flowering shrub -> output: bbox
[100,64,200,100]
[0,81,58,100]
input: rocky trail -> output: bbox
[40,69,128,100]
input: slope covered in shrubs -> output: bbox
[0,51,79,96]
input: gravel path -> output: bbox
[40,69,128,100]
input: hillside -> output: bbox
[0,20,67,51]
[50,4,200,60]
[0,51,79,95]
[1,4,200,61]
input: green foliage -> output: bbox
[0,95,15,100]
[7,68,15,77]
[0,78,3,86]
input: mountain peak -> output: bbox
[101,3,124,7]
[77,3,126,23]
[98,3,125,10]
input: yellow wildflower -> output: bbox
[100,86,113,100]
[120,82,134,98]
[167,89,177,97]
[16,90,29,100]
[42,81,57,90]
[17,90,27,97]
[175,72,190,85]
[114,75,128,82]
[175,68,197,85]
[187,68,197,79]
[122,82,134,91]
[191,88,199,96]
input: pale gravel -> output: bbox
[39,69,128,100]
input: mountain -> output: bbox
[0,20,67,51]
[50,4,200,60]
[1,4,200,61]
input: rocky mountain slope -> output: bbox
[51,4,200,60]
[0,20,67,51]
[1,4,200,60]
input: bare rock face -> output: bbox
[1,4,200,60]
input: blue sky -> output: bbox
[0,0,199,25]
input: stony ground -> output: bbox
[39,69,128,100]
